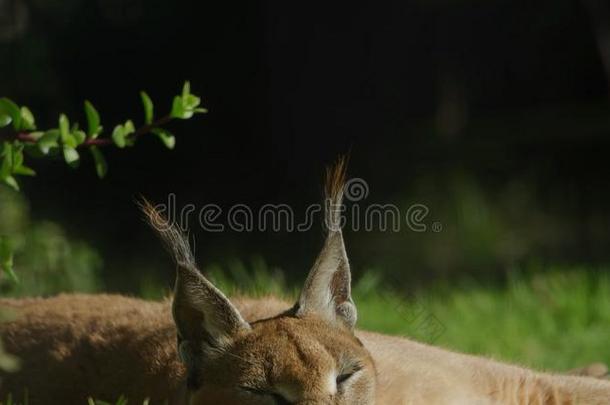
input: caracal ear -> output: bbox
[295,157,357,329]
[140,199,250,382]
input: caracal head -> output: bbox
[186,313,375,405]
[143,158,376,405]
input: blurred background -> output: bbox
[1,0,610,371]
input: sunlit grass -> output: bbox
[353,267,610,371]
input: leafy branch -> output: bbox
[0,81,206,280]
[0,81,206,190]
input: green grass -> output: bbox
[354,268,610,372]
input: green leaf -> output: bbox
[151,128,175,149]
[90,146,107,178]
[63,134,77,148]
[111,120,135,148]
[170,96,185,118]
[59,115,78,149]
[27,131,45,141]
[183,94,200,109]
[13,165,36,176]
[171,96,194,119]
[2,175,19,191]
[140,91,154,124]
[0,142,13,179]
[123,119,135,135]
[112,125,126,148]
[0,98,21,130]
[59,114,70,142]
[63,146,80,168]
[38,130,60,154]
[12,144,23,168]
[20,106,36,130]
[0,113,11,127]
[171,82,205,119]
[73,130,87,145]
[84,100,101,138]
[182,81,191,99]
[11,143,35,176]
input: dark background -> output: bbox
[2,0,610,292]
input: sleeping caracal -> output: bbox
[1,158,609,404]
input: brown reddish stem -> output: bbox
[1,115,173,148]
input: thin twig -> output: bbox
[0,115,173,148]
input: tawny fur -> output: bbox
[1,295,609,404]
[1,158,609,404]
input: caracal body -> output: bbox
[1,294,609,404]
